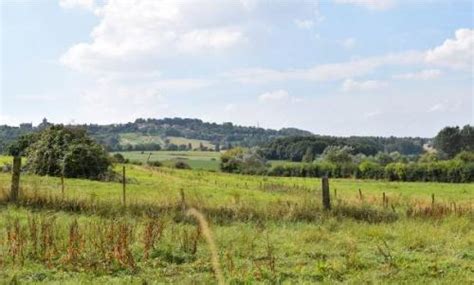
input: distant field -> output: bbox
[117,150,221,170]
[268,160,304,167]
[118,133,214,149]
[119,132,164,146]
[167,136,214,150]
[0,160,472,283]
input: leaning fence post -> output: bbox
[10,156,21,202]
[321,176,331,210]
[122,166,126,206]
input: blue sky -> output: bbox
[1,0,472,136]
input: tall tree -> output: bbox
[434,126,462,158]
[460,125,474,152]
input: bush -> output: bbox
[25,125,111,180]
[358,160,384,179]
[266,158,473,182]
[220,147,268,175]
[147,161,163,167]
[175,161,191,169]
[112,153,126,163]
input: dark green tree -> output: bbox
[25,125,111,179]
[434,126,462,158]
[301,147,314,163]
[460,125,474,152]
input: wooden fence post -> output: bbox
[383,192,386,208]
[10,156,21,202]
[358,188,363,201]
[122,166,126,206]
[321,176,331,210]
[431,193,435,207]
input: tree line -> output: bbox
[221,125,474,183]
[260,135,427,161]
[0,117,312,152]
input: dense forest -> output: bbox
[260,136,428,161]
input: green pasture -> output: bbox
[117,151,221,170]
[0,155,472,284]
[118,133,164,146]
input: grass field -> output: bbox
[118,133,164,146]
[117,151,221,171]
[0,157,473,284]
[118,133,214,150]
[167,136,214,150]
[117,151,307,171]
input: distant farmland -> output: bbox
[118,133,215,150]
[117,150,221,170]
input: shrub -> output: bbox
[112,153,126,163]
[175,161,191,169]
[25,125,111,180]
[147,161,163,167]
[358,160,384,179]
[220,147,268,175]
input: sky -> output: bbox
[0,0,473,137]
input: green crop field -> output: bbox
[117,151,221,171]
[118,133,214,150]
[0,156,473,284]
[166,136,214,150]
[118,133,164,146]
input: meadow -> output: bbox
[118,133,214,150]
[117,151,221,170]
[0,157,473,284]
[118,150,307,171]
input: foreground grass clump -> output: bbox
[0,207,472,284]
[0,162,473,283]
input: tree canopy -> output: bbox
[434,125,473,158]
[24,125,111,179]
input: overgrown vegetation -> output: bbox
[220,125,474,183]
[0,162,472,283]
[10,125,111,180]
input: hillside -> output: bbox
[0,118,313,153]
[0,117,430,156]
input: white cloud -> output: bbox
[60,0,251,74]
[176,27,244,53]
[226,51,423,83]
[341,37,356,49]
[393,69,442,80]
[226,29,471,85]
[258,90,290,102]
[425,28,474,69]
[333,0,396,11]
[341,79,386,92]
[428,103,444,113]
[294,19,314,29]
